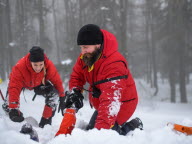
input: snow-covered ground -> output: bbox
[0,80,192,144]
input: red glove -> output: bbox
[55,108,76,136]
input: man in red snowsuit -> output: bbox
[60,24,143,135]
[3,46,64,128]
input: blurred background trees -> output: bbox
[0,0,192,103]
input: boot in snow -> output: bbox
[125,117,143,130]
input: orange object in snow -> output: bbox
[55,108,76,136]
[173,124,192,135]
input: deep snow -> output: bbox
[0,79,192,144]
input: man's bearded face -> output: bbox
[82,46,100,67]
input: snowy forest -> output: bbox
[0,0,192,102]
[0,0,192,144]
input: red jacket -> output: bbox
[8,53,64,108]
[69,30,138,129]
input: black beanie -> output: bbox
[29,46,44,62]
[77,24,103,45]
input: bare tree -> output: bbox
[0,0,13,79]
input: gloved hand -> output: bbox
[9,109,24,122]
[58,96,66,116]
[58,89,84,116]
[92,86,101,98]
[34,81,53,96]
[66,89,84,110]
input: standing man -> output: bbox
[59,24,143,135]
[2,46,65,128]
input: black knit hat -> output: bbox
[77,24,103,45]
[29,46,44,62]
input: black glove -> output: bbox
[71,89,84,109]
[9,109,24,122]
[92,86,101,98]
[34,81,53,96]
[58,89,84,116]
[58,96,65,116]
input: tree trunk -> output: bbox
[52,0,61,64]
[176,0,187,103]
[0,0,13,79]
[38,0,45,48]
[119,0,127,55]
[179,48,187,103]
[146,0,158,94]
[167,0,177,103]
[0,0,5,79]
[6,0,13,72]
[169,71,176,103]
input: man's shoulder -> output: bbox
[103,51,127,65]
[112,51,126,59]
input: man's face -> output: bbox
[80,44,101,66]
[31,61,44,73]
[80,44,101,55]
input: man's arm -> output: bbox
[94,62,127,129]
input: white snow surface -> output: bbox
[0,80,192,144]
